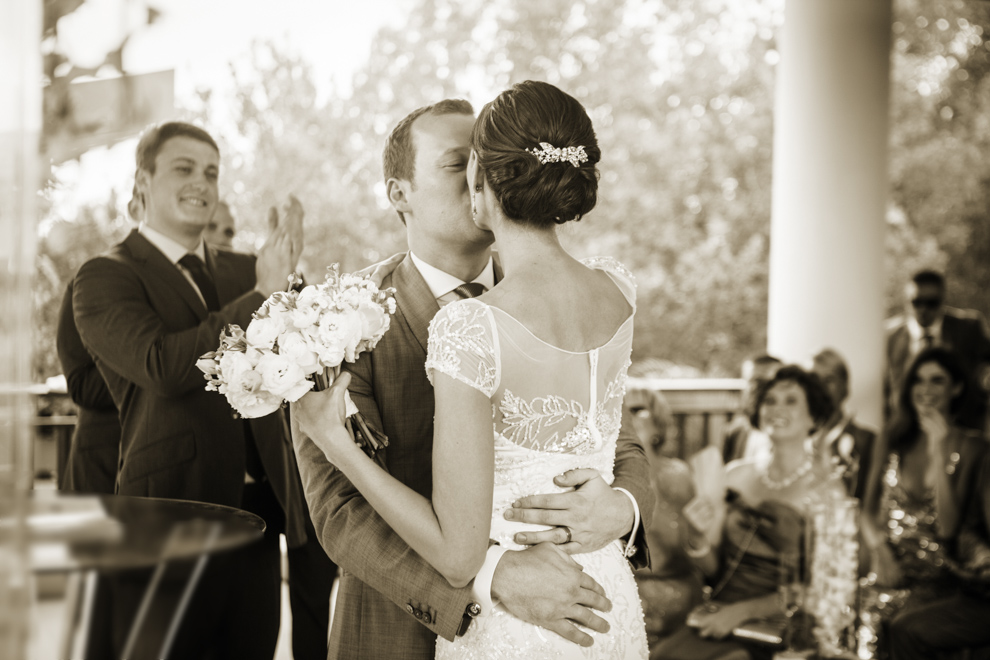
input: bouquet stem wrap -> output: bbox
[314,366,389,461]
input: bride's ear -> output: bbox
[467,150,483,191]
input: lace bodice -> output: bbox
[426,256,634,453]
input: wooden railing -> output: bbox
[628,378,745,460]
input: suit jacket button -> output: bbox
[414,609,423,620]
[423,612,432,624]
[405,604,414,615]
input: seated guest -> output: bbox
[810,347,877,501]
[863,347,989,657]
[722,354,782,463]
[655,365,840,660]
[625,384,704,648]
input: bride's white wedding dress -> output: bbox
[425,257,648,660]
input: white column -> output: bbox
[0,3,41,656]
[767,0,891,429]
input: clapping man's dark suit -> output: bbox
[73,122,333,659]
[57,279,121,494]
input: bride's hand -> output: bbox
[291,372,358,465]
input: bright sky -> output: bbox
[49,0,406,219]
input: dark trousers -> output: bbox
[110,481,283,660]
[888,591,990,660]
[287,520,335,660]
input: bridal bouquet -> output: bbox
[197,265,395,458]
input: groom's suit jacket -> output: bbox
[72,229,308,546]
[294,253,655,659]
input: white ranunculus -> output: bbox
[277,331,321,375]
[255,352,314,402]
[316,308,363,366]
[246,314,284,350]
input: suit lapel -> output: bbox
[123,230,209,321]
[392,255,440,355]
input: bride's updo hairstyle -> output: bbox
[472,80,600,227]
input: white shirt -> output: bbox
[407,252,641,614]
[138,224,210,307]
[906,313,943,357]
[408,251,495,300]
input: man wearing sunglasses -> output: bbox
[885,269,990,430]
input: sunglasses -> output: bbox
[911,298,942,309]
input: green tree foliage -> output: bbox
[34,0,990,382]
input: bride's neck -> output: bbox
[490,216,566,277]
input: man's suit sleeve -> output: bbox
[612,403,655,569]
[293,355,475,642]
[73,256,264,398]
[57,282,115,411]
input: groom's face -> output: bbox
[405,112,493,250]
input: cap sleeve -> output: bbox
[425,300,500,398]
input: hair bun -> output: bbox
[473,81,601,228]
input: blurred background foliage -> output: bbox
[34,0,990,382]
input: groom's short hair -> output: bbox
[382,99,474,186]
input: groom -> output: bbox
[293,99,654,658]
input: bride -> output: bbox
[294,80,648,659]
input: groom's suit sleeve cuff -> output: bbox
[470,544,509,616]
[613,486,641,559]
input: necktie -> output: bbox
[179,254,221,312]
[923,331,935,349]
[452,282,487,299]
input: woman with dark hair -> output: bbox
[862,347,990,659]
[295,81,648,658]
[655,365,841,660]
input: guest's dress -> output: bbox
[653,492,803,660]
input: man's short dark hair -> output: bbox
[382,99,474,186]
[912,269,946,291]
[135,121,219,175]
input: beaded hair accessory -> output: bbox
[528,142,589,167]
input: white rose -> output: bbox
[277,331,321,375]
[356,299,390,344]
[218,350,254,385]
[196,356,219,376]
[221,357,282,418]
[316,308,362,366]
[289,286,325,329]
[246,315,283,350]
[255,352,314,402]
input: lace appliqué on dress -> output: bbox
[580,256,636,289]
[425,300,498,397]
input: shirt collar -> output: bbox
[139,224,206,265]
[906,313,942,342]
[408,252,495,300]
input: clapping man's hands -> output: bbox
[255,195,304,297]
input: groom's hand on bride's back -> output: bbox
[504,468,634,554]
[490,542,611,647]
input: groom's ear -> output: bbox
[386,177,412,215]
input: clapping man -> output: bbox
[73,121,333,659]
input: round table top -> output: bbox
[26,492,265,574]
